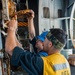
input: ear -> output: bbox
[48,41,53,48]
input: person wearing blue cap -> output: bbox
[35,31,48,56]
[28,10,48,56]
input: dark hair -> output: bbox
[50,28,67,45]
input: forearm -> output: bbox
[5,29,17,56]
[28,18,35,40]
[15,36,23,49]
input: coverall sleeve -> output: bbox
[29,37,37,53]
[11,46,43,75]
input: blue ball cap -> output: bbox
[37,31,48,42]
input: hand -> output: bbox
[26,10,34,20]
[8,19,18,31]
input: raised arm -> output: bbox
[27,10,35,40]
[5,20,18,56]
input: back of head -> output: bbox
[46,28,67,50]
